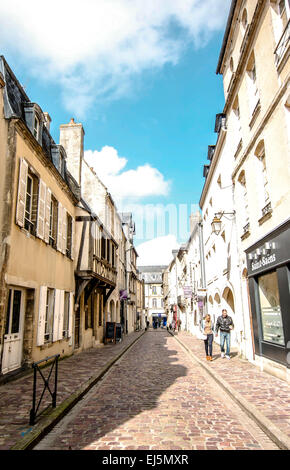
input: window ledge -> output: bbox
[249,100,261,129]
[258,203,272,225]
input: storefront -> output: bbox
[246,218,290,369]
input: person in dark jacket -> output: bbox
[215,309,234,359]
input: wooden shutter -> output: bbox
[57,202,63,252]
[37,179,46,239]
[62,207,67,255]
[44,188,51,244]
[16,158,28,227]
[68,292,74,345]
[53,289,61,342]
[37,286,47,346]
[58,290,65,341]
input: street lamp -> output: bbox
[211,211,235,235]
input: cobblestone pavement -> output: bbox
[35,330,278,450]
[175,331,290,440]
[0,331,143,450]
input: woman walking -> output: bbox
[202,314,214,361]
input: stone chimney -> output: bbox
[190,211,201,234]
[59,118,85,187]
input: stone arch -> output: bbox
[222,286,235,315]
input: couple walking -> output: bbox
[201,309,234,361]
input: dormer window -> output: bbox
[34,115,40,140]
[51,145,66,178]
[24,102,43,144]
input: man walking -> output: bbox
[215,309,234,359]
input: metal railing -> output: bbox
[29,354,60,425]
[274,20,290,66]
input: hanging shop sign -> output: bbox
[119,289,128,300]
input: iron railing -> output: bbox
[29,354,60,425]
[274,20,290,66]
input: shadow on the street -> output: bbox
[41,330,188,449]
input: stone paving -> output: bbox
[35,330,278,450]
[175,331,290,441]
[0,330,143,450]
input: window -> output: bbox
[101,233,106,259]
[63,292,70,338]
[238,171,250,228]
[24,171,39,234]
[241,8,248,30]
[152,286,157,295]
[152,298,157,308]
[49,195,58,248]
[246,53,259,116]
[66,213,73,258]
[45,288,55,342]
[34,115,40,140]
[258,271,285,345]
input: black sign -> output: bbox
[115,323,122,342]
[246,219,290,277]
[106,322,115,340]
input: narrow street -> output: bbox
[34,330,278,451]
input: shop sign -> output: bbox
[120,289,128,300]
[246,221,290,276]
[183,286,192,298]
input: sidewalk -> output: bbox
[0,330,145,450]
[172,330,290,450]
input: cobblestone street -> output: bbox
[34,330,279,451]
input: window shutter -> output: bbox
[58,290,65,341]
[37,286,47,346]
[62,208,67,255]
[44,188,51,244]
[68,292,74,345]
[53,289,61,342]
[57,202,63,252]
[16,158,28,227]
[37,179,46,240]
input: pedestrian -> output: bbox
[177,318,181,332]
[172,319,176,332]
[215,308,234,359]
[202,314,214,361]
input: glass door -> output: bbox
[2,288,25,374]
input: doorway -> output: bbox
[2,288,25,374]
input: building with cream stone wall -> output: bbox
[199,0,290,380]
[215,0,290,380]
[139,266,167,326]
[0,57,79,375]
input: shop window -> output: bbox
[258,271,285,346]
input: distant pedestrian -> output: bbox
[202,314,214,361]
[172,319,176,332]
[215,309,234,359]
[177,318,181,332]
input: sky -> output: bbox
[0,0,231,265]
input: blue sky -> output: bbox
[0,0,230,263]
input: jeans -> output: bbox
[220,331,231,355]
[204,334,213,356]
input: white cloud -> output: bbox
[84,146,170,203]
[0,0,230,115]
[136,235,179,266]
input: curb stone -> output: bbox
[170,331,290,451]
[10,331,145,450]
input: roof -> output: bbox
[137,265,168,273]
[216,0,237,75]
[0,55,80,200]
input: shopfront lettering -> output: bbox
[251,253,276,271]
